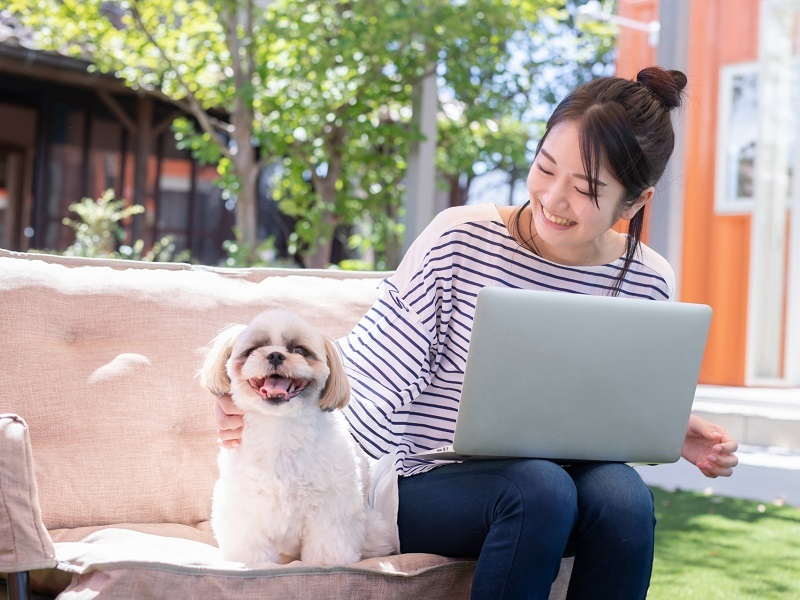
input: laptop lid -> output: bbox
[417,287,712,464]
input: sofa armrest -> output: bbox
[0,414,57,574]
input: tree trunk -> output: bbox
[234,161,259,260]
[305,128,345,269]
[231,108,259,263]
[447,173,460,208]
[304,212,337,269]
[305,178,339,269]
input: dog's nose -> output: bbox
[266,351,286,366]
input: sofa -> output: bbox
[0,248,573,599]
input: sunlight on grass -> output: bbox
[648,487,800,599]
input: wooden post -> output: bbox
[133,96,154,246]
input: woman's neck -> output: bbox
[496,203,626,267]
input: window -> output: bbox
[714,62,759,214]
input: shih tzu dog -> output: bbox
[200,309,395,566]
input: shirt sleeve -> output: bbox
[338,212,459,459]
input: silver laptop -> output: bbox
[409,287,712,465]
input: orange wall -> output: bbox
[681,0,760,385]
[614,0,758,385]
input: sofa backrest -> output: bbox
[0,250,385,531]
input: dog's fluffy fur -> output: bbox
[200,310,394,565]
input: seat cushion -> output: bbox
[52,528,477,600]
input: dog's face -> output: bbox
[204,310,350,417]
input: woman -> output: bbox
[215,66,739,599]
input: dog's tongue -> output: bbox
[259,377,292,398]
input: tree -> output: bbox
[11,0,615,267]
[436,0,617,207]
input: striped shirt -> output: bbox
[339,203,674,476]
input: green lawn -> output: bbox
[648,487,800,599]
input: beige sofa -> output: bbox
[0,249,572,599]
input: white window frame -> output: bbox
[714,62,760,215]
[746,0,800,387]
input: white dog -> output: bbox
[200,309,394,565]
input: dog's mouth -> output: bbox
[249,375,309,404]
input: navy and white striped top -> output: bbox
[339,203,674,476]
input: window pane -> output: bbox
[87,117,124,200]
[45,105,85,249]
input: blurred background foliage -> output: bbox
[10,0,616,268]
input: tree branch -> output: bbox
[129,1,231,158]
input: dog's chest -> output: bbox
[222,418,347,505]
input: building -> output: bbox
[615,0,800,391]
[0,10,235,265]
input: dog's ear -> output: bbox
[318,336,351,411]
[199,323,246,397]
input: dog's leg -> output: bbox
[300,505,365,566]
[212,477,286,564]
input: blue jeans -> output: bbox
[397,459,655,600]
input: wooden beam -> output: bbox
[0,55,131,94]
[153,111,182,137]
[0,54,194,121]
[96,90,137,133]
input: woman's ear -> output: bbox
[620,186,655,220]
[319,336,351,411]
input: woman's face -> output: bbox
[525,121,635,266]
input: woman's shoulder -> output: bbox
[406,204,504,256]
[635,241,676,300]
[426,203,502,233]
[391,203,505,287]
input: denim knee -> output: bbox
[490,459,579,526]
[570,463,655,546]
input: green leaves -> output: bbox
[12,0,615,268]
[60,189,190,262]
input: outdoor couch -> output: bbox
[0,248,572,599]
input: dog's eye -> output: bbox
[292,346,309,357]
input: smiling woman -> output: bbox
[215,66,740,600]
[509,66,686,293]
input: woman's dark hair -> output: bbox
[511,65,687,294]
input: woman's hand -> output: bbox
[682,414,739,478]
[215,394,244,449]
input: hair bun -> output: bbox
[636,66,687,110]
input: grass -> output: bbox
[648,487,800,599]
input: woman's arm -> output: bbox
[681,413,739,478]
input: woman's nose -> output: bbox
[542,176,570,208]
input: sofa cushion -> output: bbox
[53,528,478,600]
[44,528,572,599]
[0,250,384,531]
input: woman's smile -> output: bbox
[541,205,577,228]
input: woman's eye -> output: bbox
[536,164,553,176]
[292,347,309,357]
[575,188,592,197]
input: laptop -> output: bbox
[408,287,712,465]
